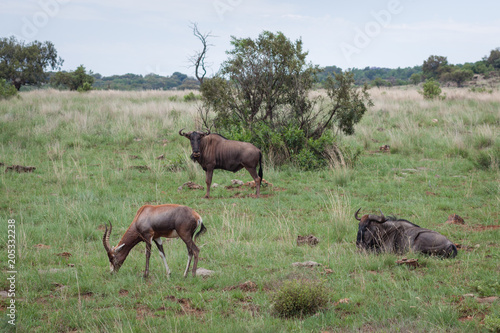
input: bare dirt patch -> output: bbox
[470,225,500,231]
[164,295,205,316]
[5,164,36,173]
[223,281,258,292]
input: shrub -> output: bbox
[77,81,93,92]
[484,314,500,332]
[183,91,199,102]
[271,279,329,318]
[0,79,18,100]
[419,79,445,100]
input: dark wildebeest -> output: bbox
[355,208,457,258]
[179,129,263,198]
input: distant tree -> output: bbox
[485,47,500,69]
[423,55,449,80]
[51,65,94,91]
[372,77,389,88]
[0,36,63,90]
[441,68,474,87]
[410,73,423,85]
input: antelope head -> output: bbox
[102,222,125,273]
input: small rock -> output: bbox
[292,261,321,267]
[211,183,219,188]
[231,179,244,186]
[156,154,165,160]
[196,268,215,277]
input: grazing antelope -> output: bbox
[102,204,206,278]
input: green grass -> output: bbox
[0,88,499,332]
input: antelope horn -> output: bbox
[103,222,112,253]
[355,208,362,221]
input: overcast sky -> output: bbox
[2,0,499,77]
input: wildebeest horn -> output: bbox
[103,222,112,253]
[369,211,386,223]
[355,208,362,221]
[203,128,211,135]
[179,128,192,138]
[379,210,386,222]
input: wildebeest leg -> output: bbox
[246,167,261,197]
[205,169,213,198]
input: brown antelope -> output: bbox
[102,204,206,278]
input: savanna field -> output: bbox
[0,87,499,332]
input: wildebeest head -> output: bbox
[179,128,210,160]
[355,208,387,251]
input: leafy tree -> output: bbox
[200,31,372,169]
[51,65,94,91]
[0,36,63,90]
[485,47,500,69]
[410,73,423,85]
[423,55,449,80]
[371,77,389,88]
[441,68,474,87]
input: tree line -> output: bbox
[1,35,499,93]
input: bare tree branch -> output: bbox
[189,22,214,84]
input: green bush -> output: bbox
[0,79,18,100]
[77,81,93,92]
[419,79,445,100]
[271,279,329,318]
[183,91,199,102]
[484,314,500,332]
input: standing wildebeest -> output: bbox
[179,129,263,198]
[355,208,457,258]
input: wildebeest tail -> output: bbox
[258,152,263,183]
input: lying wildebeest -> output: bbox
[179,129,263,198]
[355,208,457,258]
